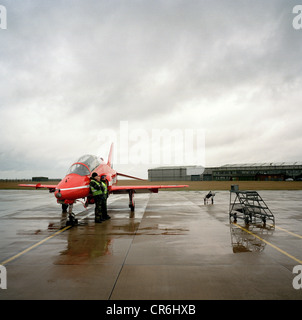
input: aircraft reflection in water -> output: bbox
[230,223,275,253]
[57,221,141,262]
[20,144,188,226]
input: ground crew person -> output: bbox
[89,172,108,223]
[100,175,110,220]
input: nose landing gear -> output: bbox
[66,204,78,226]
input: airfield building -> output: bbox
[148,166,205,181]
[148,162,302,181]
[32,176,49,181]
[211,162,302,181]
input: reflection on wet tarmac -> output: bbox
[56,217,190,264]
[56,217,142,263]
[59,225,113,261]
[230,223,275,253]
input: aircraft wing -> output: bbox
[110,184,188,194]
[19,183,57,192]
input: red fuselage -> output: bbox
[54,158,116,205]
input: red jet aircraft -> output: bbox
[19,144,188,225]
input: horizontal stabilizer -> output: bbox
[117,172,146,181]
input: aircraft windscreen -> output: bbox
[67,163,90,176]
[66,155,102,176]
[76,155,102,171]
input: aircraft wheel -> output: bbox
[66,216,78,226]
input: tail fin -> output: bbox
[107,143,114,168]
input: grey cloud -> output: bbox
[0,0,302,177]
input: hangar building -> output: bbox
[148,166,204,181]
[148,162,302,181]
[211,162,302,181]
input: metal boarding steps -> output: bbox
[229,185,275,225]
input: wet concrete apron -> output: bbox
[0,190,301,299]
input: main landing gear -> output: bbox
[129,190,135,212]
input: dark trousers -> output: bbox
[94,195,107,221]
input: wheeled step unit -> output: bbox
[229,185,275,225]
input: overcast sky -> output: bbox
[1,0,302,179]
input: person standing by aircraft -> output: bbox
[90,173,107,223]
[100,175,110,220]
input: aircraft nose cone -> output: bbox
[55,174,90,201]
[55,190,62,199]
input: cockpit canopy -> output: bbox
[67,154,103,176]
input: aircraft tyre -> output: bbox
[66,218,78,226]
[66,214,78,226]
